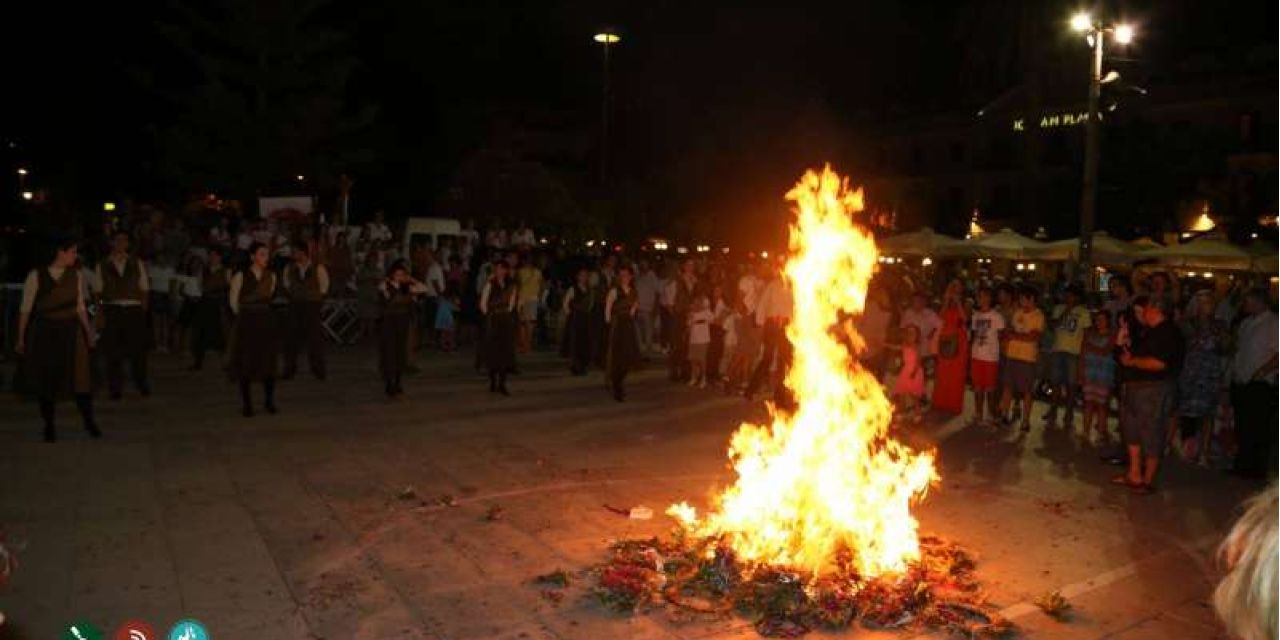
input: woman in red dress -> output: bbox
[932,280,970,414]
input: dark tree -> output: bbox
[153,0,377,200]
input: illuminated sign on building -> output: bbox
[1011,111,1101,132]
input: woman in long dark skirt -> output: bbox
[560,268,593,376]
[16,238,100,442]
[379,261,429,397]
[480,260,518,395]
[190,246,231,370]
[227,243,280,417]
[605,265,642,402]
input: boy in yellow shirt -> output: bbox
[999,286,1046,432]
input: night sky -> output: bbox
[2,0,1275,245]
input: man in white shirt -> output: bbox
[511,221,536,249]
[365,210,393,245]
[281,244,330,380]
[737,263,765,320]
[745,263,794,405]
[1229,288,1278,478]
[633,260,661,354]
[900,292,942,359]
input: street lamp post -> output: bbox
[1070,12,1133,280]
[593,30,621,185]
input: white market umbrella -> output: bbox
[1252,253,1278,274]
[1036,232,1142,265]
[962,227,1048,260]
[1143,237,1255,270]
[877,227,966,257]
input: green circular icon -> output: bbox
[62,620,105,640]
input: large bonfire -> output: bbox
[668,165,937,579]
[568,166,1011,637]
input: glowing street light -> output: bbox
[1070,11,1093,32]
[16,168,28,176]
[20,191,33,201]
[1114,24,1135,45]
[593,29,621,184]
[296,174,305,181]
[103,202,117,212]
[1067,10,1137,278]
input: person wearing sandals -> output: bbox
[1114,297,1184,494]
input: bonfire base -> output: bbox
[575,533,1013,638]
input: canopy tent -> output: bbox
[1142,237,1255,270]
[1035,232,1143,265]
[1131,236,1164,250]
[1252,253,1278,274]
[957,228,1048,259]
[877,227,966,257]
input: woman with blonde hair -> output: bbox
[1214,483,1277,640]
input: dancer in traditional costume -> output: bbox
[480,260,518,395]
[189,247,230,370]
[604,265,641,401]
[281,243,329,380]
[379,262,428,397]
[94,230,151,399]
[16,237,100,442]
[560,268,593,376]
[228,243,280,416]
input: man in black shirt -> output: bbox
[1114,297,1182,493]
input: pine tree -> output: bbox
[153,0,377,199]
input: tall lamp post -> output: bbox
[593,30,621,185]
[1069,12,1133,279]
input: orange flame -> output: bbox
[669,165,937,579]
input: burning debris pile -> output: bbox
[578,167,1010,637]
[588,533,1011,637]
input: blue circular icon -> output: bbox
[167,619,209,640]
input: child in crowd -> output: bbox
[723,299,758,394]
[1081,310,1116,445]
[999,286,1046,432]
[892,324,926,425]
[687,296,714,388]
[968,287,1006,427]
[436,292,458,351]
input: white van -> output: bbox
[403,217,464,257]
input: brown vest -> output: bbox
[203,266,230,298]
[35,268,81,321]
[609,285,637,323]
[238,269,276,309]
[101,256,144,302]
[286,263,324,302]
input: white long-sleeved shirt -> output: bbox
[228,267,277,314]
[634,271,660,312]
[755,278,793,325]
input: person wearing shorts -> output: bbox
[1044,284,1092,429]
[1114,297,1183,494]
[968,287,1005,427]
[998,286,1045,432]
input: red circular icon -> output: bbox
[114,620,156,640]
